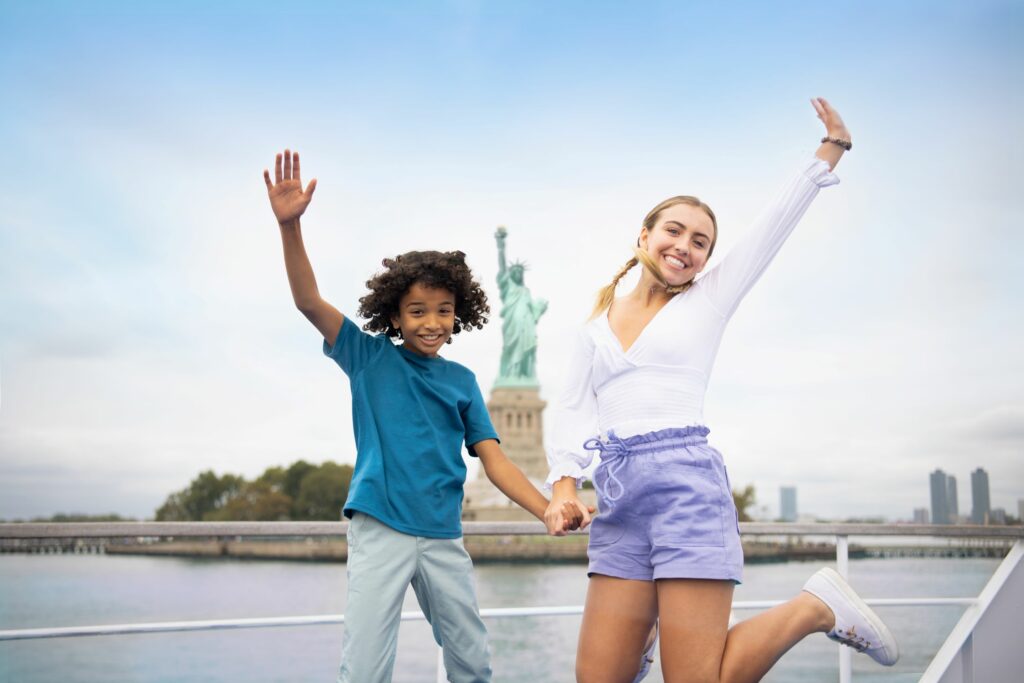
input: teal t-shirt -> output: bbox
[324,317,498,539]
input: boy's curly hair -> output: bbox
[358,250,490,340]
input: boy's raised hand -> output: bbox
[264,149,317,225]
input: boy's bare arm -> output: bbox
[474,439,588,536]
[473,439,549,521]
[264,150,344,346]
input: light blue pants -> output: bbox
[338,512,492,683]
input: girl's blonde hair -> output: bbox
[591,196,718,318]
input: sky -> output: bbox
[1,0,1022,522]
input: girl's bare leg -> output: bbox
[655,579,732,683]
[718,592,833,683]
[576,574,659,683]
[656,579,833,683]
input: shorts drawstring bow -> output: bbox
[584,431,630,510]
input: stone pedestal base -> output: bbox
[484,386,548,481]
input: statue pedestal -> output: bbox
[463,386,597,521]
[486,386,548,480]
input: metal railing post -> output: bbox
[961,632,973,683]
[837,534,851,683]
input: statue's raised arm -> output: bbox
[495,226,508,277]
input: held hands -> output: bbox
[264,149,318,226]
[544,496,594,537]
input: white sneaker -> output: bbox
[632,621,658,682]
[803,567,899,666]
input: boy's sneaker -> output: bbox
[632,621,658,682]
[802,567,899,666]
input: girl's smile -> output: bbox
[640,203,715,287]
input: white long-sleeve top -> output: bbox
[545,157,840,488]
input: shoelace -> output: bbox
[582,433,630,510]
[832,625,872,652]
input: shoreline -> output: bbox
[94,537,858,564]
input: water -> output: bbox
[0,554,1001,682]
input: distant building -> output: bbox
[991,508,1007,525]
[780,486,797,522]
[913,508,929,524]
[947,475,959,521]
[971,468,991,524]
[1019,500,1024,524]
[930,470,951,525]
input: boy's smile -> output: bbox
[391,282,457,357]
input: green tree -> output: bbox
[293,462,354,520]
[258,466,287,491]
[154,491,190,522]
[283,460,316,516]
[37,513,133,523]
[732,485,756,523]
[205,481,292,521]
[155,470,246,521]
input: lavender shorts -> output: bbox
[585,426,743,583]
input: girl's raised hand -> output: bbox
[264,149,318,225]
[810,97,851,141]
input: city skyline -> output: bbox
[2,2,1023,521]
[926,466,1017,526]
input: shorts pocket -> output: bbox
[587,515,625,547]
[647,467,726,548]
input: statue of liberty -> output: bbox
[494,226,547,387]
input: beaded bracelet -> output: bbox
[821,136,853,151]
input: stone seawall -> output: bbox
[103,537,853,563]
[105,536,592,563]
[106,539,350,561]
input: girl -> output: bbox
[543,99,899,683]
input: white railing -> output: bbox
[2,522,1022,682]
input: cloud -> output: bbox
[948,405,1024,443]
